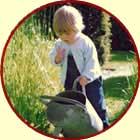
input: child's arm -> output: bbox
[81,42,101,82]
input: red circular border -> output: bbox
[1,0,140,139]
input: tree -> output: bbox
[96,12,112,65]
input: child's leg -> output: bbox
[85,77,109,128]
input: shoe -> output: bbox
[103,122,110,129]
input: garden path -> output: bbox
[102,62,133,80]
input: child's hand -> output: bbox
[55,48,66,64]
[79,76,89,86]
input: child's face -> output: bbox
[58,31,79,44]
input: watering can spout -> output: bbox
[40,95,51,105]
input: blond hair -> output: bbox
[53,5,85,36]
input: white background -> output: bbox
[0,0,140,139]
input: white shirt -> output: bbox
[49,33,102,85]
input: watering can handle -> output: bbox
[72,77,80,91]
[72,77,87,96]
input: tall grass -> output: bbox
[3,24,62,133]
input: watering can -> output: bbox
[40,78,103,138]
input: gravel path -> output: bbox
[101,62,134,80]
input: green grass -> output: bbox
[104,76,134,100]
[103,75,137,123]
[111,51,136,62]
[3,23,138,134]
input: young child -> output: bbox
[50,5,109,129]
